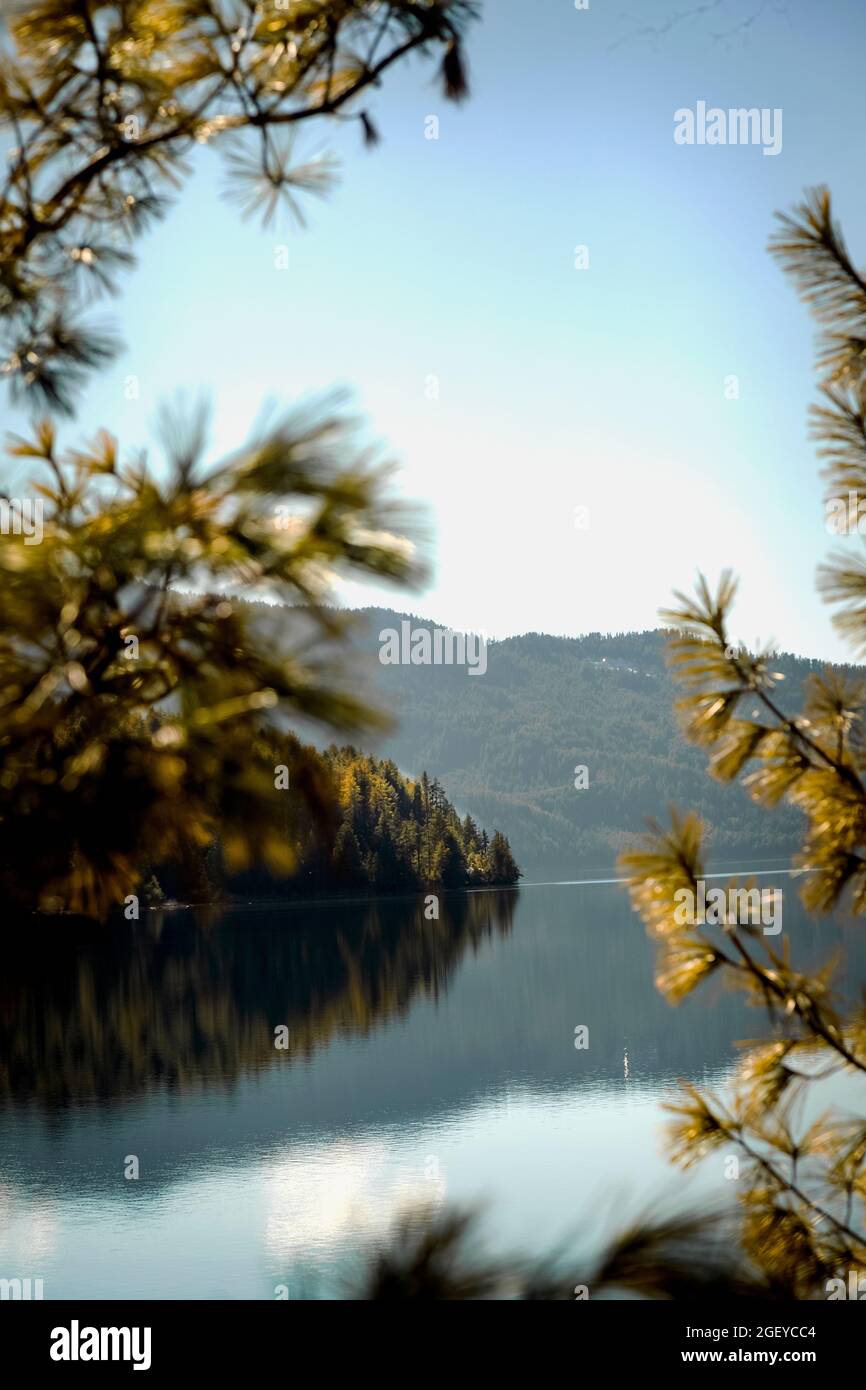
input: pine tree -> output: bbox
[0,1,475,414]
[0,1,479,920]
[619,187,866,1294]
[431,831,466,888]
[411,782,425,876]
[486,831,520,886]
[331,821,364,887]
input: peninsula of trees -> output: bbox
[154,741,521,906]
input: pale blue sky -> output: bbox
[7,0,866,659]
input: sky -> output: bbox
[6,0,866,659]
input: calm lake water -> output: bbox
[1,877,864,1299]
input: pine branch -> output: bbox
[770,185,866,384]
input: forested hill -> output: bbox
[240,600,859,877]
[297,608,859,877]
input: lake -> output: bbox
[1,876,863,1298]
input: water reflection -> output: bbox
[0,890,516,1107]
[0,881,863,1296]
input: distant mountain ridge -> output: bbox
[242,600,859,877]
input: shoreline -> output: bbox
[146,857,805,916]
